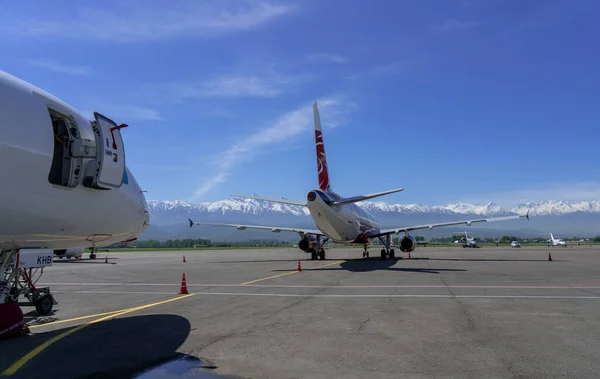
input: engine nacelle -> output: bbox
[298,234,317,252]
[398,235,417,253]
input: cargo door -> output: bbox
[87,112,128,189]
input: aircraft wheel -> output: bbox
[311,251,317,260]
[35,295,54,315]
[389,249,395,259]
[380,249,386,260]
[363,251,369,258]
[90,253,97,260]
[318,249,325,260]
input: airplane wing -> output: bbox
[189,219,324,236]
[375,212,530,237]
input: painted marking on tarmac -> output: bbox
[240,260,344,285]
[32,291,600,300]
[39,282,600,289]
[28,308,138,329]
[163,293,600,299]
[2,294,195,376]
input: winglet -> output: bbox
[189,218,194,228]
[525,209,530,221]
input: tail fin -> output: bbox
[550,233,554,241]
[313,101,331,191]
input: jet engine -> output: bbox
[298,234,317,252]
[398,235,417,252]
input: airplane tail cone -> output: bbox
[183,255,186,263]
[179,272,189,294]
[297,260,302,272]
[548,252,552,261]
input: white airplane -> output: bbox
[547,233,567,247]
[455,231,480,248]
[190,101,529,260]
[54,248,85,259]
[0,70,149,267]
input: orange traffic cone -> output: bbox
[104,256,108,264]
[297,260,302,272]
[408,251,411,259]
[179,272,189,294]
[183,255,186,263]
[548,252,552,261]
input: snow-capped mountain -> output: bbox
[139,199,600,241]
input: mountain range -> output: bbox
[139,199,600,241]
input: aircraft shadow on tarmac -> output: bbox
[0,314,228,379]
[273,258,467,274]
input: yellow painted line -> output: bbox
[241,260,344,285]
[241,271,299,285]
[310,260,344,270]
[2,294,195,376]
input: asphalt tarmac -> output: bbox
[2,245,600,379]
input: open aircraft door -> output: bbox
[84,112,128,190]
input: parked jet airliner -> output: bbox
[0,70,150,256]
[190,101,529,260]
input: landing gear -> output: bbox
[89,247,97,260]
[318,249,325,260]
[377,235,396,260]
[310,236,328,260]
[362,244,369,258]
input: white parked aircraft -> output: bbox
[455,231,480,248]
[0,70,149,305]
[190,101,529,260]
[54,248,85,259]
[547,233,567,247]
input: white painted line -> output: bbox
[40,283,600,289]
[53,290,180,295]
[51,290,600,299]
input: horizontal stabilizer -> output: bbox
[333,188,404,206]
[231,194,306,206]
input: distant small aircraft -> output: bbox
[455,231,480,248]
[547,233,567,247]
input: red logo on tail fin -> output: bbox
[315,130,330,191]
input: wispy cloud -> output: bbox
[93,105,165,121]
[304,53,347,64]
[369,59,415,75]
[462,181,600,207]
[190,98,354,200]
[429,19,481,32]
[9,0,293,43]
[22,59,92,75]
[160,72,310,100]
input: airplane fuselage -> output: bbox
[0,71,149,250]
[306,189,380,244]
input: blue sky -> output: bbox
[1,0,598,207]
